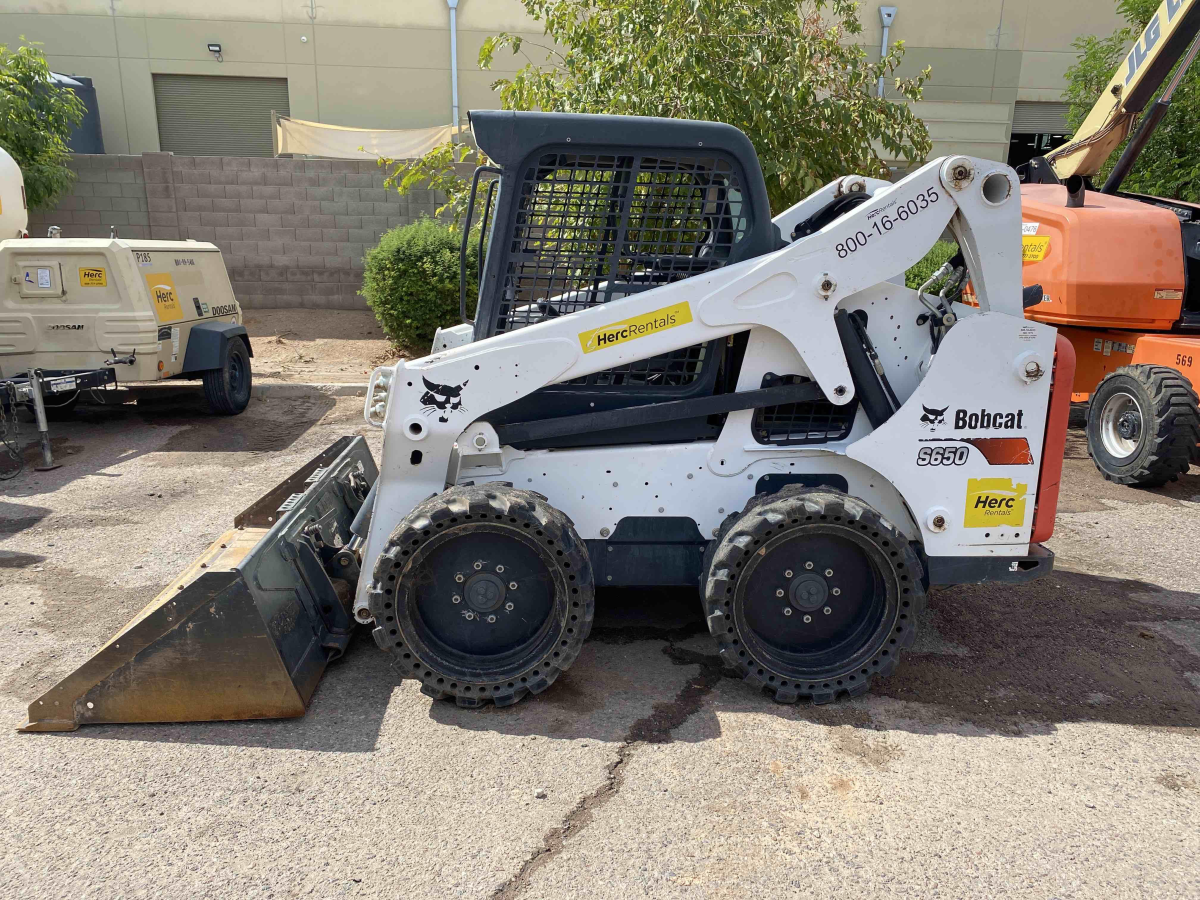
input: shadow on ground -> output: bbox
[42,567,1200,753]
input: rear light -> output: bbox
[1030,333,1076,543]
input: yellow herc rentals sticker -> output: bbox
[1021,236,1051,262]
[145,272,184,323]
[578,301,693,354]
[964,477,1028,527]
[79,267,107,287]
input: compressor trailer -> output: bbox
[22,112,1074,729]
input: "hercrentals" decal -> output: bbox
[578,301,692,354]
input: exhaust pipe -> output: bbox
[1065,175,1086,209]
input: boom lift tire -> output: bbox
[1086,365,1200,486]
[367,484,595,708]
[202,337,252,416]
[701,488,925,704]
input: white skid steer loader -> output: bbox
[21,111,1075,730]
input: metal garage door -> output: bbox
[152,75,289,157]
[1011,101,1071,134]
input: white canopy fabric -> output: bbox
[273,114,455,159]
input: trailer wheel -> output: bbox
[368,484,595,708]
[701,488,925,704]
[1086,365,1200,487]
[202,338,252,415]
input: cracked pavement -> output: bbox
[0,394,1198,899]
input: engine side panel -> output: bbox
[0,238,241,382]
[1020,184,1185,331]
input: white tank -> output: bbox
[0,145,29,239]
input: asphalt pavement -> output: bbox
[0,391,1196,899]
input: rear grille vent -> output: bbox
[752,374,858,445]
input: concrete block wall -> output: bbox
[28,153,443,310]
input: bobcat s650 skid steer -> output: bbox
[21,111,1074,730]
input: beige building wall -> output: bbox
[0,0,1126,160]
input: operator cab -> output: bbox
[458,110,858,449]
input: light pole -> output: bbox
[878,6,897,99]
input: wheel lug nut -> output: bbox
[803,615,812,623]
[825,568,833,577]
[496,565,505,573]
[775,589,785,597]
[474,561,483,570]
[783,607,792,616]
[832,587,841,596]
[487,615,496,623]
[823,606,831,615]
[452,595,461,603]
[784,569,793,578]
[509,582,518,590]
[455,574,464,583]
[805,561,813,570]
[505,602,514,611]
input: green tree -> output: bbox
[1063,0,1200,201]
[0,39,85,209]
[479,0,931,213]
[376,140,487,227]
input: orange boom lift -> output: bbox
[1017,0,1200,485]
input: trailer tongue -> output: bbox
[20,436,375,732]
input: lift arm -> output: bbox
[1046,0,1200,180]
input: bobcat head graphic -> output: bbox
[920,404,948,429]
[420,377,469,422]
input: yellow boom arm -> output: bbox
[1048,0,1200,178]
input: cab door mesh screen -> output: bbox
[495,151,749,389]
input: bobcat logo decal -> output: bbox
[919,404,948,429]
[420,376,469,422]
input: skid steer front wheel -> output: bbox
[1086,365,1200,486]
[368,485,594,708]
[702,488,925,704]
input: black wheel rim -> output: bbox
[229,351,246,396]
[734,527,891,675]
[408,524,558,666]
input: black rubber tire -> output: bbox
[701,487,925,704]
[367,484,595,708]
[201,338,252,415]
[1086,365,1200,487]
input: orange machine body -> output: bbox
[1020,184,1200,399]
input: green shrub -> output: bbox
[360,218,481,354]
[905,240,958,291]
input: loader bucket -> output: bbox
[19,435,377,732]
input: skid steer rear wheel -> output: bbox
[367,484,594,708]
[1086,365,1200,486]
[702,487,925,704]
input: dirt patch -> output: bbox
[1156,771,1197,793]
[872,570,1200,731]
[832,726,903,770]
[242,308,402,381]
